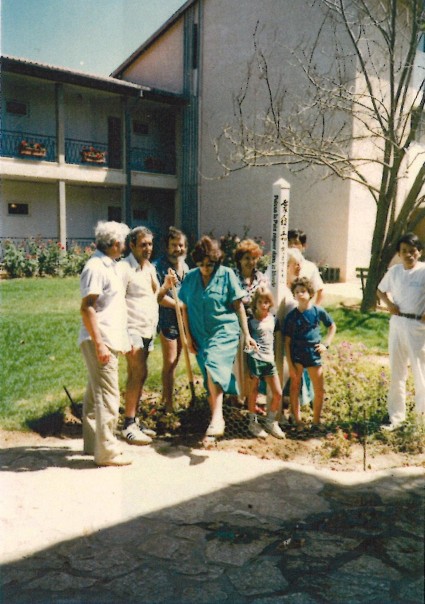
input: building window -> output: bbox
[108,206,122,222]
[6,100,28,116]
[8,203,29,215]
[133,208,148,221]
[133,121,149,136]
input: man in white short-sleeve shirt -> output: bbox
[79,220,131,467]
[117,227,176,445]
[288,229,324,305]
[377,232,425,430]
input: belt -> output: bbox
[399,312,423,321]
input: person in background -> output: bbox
[283,277,336,432]
[178,236,257,439]
[79,220,132,467]
[154,227,189,413]
[117,227,176,445]
[233,239,269,406]
[246,286,286,440]
[288,229,325,305]
[377,232,425,431]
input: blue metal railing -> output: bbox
[65,138,109,166]
[130,146,176,175]
[1,130,176,175]
[0,130,56,162]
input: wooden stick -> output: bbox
[171,284,196,401]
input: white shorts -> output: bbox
[128,333,154,352]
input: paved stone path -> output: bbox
[1,438,424,603]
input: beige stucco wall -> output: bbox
[121,20,185,94]
[197,0,357,279]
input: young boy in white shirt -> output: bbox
[377,232,425,430]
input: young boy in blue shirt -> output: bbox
[283,277,336,431]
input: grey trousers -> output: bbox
[80,340,123,464]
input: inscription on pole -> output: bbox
[270,178,290,306]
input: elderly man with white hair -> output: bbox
[79,220,132,467]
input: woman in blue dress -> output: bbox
[179,236,257,438]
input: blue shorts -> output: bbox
[160,325,180,341]
[247,355,277,378]
[291,343,322,368]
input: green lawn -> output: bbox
[0,277,197,430]
[0,277,390,431]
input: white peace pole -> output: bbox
[270,178,290,304]
[270,178,290,401]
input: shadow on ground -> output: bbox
[1,440,424,604]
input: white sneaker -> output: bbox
[248,419,268,439]
[122,422,152,445]
[265,420,286,439]
[136,419,157,437]
[96,452,133,467]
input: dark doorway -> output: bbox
[108,117,122,169]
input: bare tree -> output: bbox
[215,0,425,311]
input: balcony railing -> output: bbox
[131,146,176,175]
[1,130,176,175]
[0,130,56,162]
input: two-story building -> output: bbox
[0,55,185,255]
[112,0,425,280]
[2,0,424,278]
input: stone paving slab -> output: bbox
[1,438,424,603]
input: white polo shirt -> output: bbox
[78,250,130,352]
[378,262,425,315]
[301,259,324,293]
[117,253,160,338]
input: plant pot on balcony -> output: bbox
[19,142,47,158]
[81,148,107,164]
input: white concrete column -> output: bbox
[58,180,67,249]
[55,83,65,164]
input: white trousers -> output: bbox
[388,316,425,424]
[80,339,123,464]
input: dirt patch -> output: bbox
[2,418,424,474]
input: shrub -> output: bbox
[3,241,38,278]
[212,228,269,272]
[2,239,95,278]
[36,240,65,276]
[62,243,96,276]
